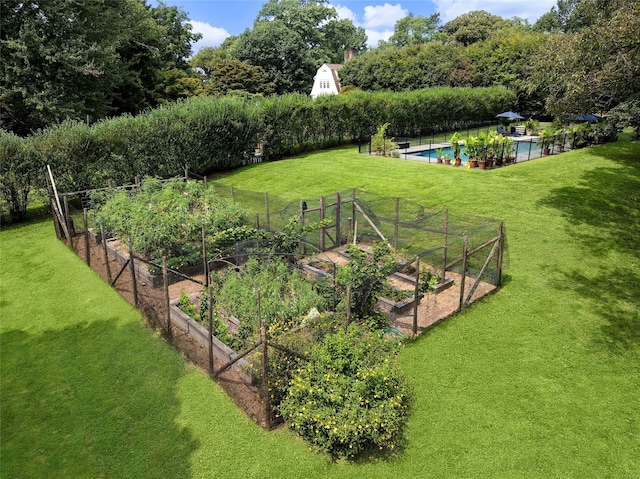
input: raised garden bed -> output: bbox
[169,296,252,383]
[104,238,203,288]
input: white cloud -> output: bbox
[333,4,357,23]
[190,20,230,51]
[365,29,395,46]
[432,0,556,23]
[363,3,408,29]
[332,2,406,46]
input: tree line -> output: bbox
[3,0,639,138]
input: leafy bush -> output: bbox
[212,257,329,349]
[176,289,233,345]
[336,242,396,328]
[93,177,253,266]
[0,130,40,223]
[278,324,411,459]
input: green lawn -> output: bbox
[1,139,639,478]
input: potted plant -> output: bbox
[462,134,479,168]
[524,119,539,136]
[444,153,452,165]
[555,128,566,152]
[435,147,445,164]
[503,138,516,164]
[450,132,462,163]
[537,127,556,155]
[371,123,398,156]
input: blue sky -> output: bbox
[151,0,557,52]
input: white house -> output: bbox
[310,63,343,99]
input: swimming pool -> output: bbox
[410,139,543,163]
[414,146,467,161]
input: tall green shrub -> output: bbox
[0,130,40,222]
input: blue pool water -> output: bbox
[414,146,467,160]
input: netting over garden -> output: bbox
[50,173,505,446]
[208,184,505,288]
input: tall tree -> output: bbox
[441,10,511,46]
[227,0,366,93]
[232,21,316,95]
[388,13,444,47]
[0,0,200,135]
[529,0,640,118]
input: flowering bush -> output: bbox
[278,324,410,459]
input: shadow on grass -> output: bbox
[538,142,640,351]
[1,320,198,478]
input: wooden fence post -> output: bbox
[265,192,270,231]
[319,196,326,252]
[412,256,420,336]
[458,235,469,311]
[441,209,449,283]
[259,290,271,429]
[202,223,208,287]
[496,222,504,287]
[100,223,112,283]
[128,238,139,307]
[163,256,172,340]
[208,282,214,376]
[394,197,400,252]
[83,208,90,266]
[335,192,342,247]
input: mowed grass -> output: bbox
[2,139,639,478]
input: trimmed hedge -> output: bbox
[1,86,515,219]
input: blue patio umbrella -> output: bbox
[568,114,601,122]
[496,111,524,120]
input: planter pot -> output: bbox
[444,159,451,165]
[543,147,551,155]
[454,158,462,166]
[478,160,487,170]
[468,159,478,168]
[436,157,443,164]
[555,145,565,152]
[486,158,494,168]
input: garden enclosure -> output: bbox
[48,170,505,427]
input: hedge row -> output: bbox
[1,87,515,220]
